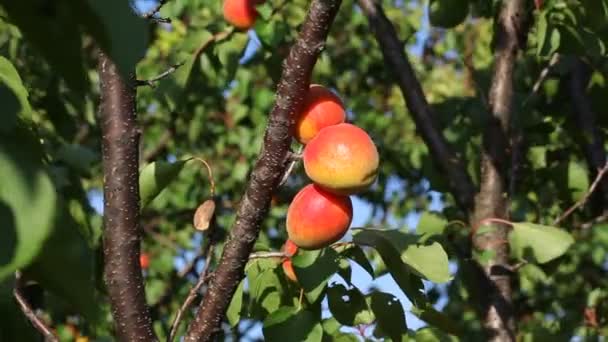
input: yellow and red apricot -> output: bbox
[281,240,299,282]
[286,184,353,250]
[222,0,261,30]
[294,85,346,144]
[303,123,379,195]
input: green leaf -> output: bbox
[339,245,374,278]
[327,284,375,326]
[352,229,425,305]
[251,268,283,315]
[263,307,323,342]
[0,56,31,131]
[24,200,97,320]
[83,0,149,79]
[353,228,451,284]
[227,280,245,326]
[509,222,574,264]
[414,327,458,341]
[568,161,589,201]
[369,292,407,341]
[0,1,87,93]
[139,159,189,208]
[0,126,57,280]
[292,248,340,303]
[56,144,98,175]
[417,211,448,240]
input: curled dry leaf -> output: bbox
[194,199,216,231]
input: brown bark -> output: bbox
[183,0,342,340]
[358,0,476,213]
[471,1,530,340]
[98,51,157,341]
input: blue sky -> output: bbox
[90,0,443,338]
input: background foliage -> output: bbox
[1,0,607,340]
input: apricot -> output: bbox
[222,0,261,29]
[139,253,150,269]
[303,123,379,195]
[286,184,353,250]
[294,85,346,144]
[282,259,297,283]
[281,240,299,282]
[282,239,299,257]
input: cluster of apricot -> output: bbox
[281,85,380,282]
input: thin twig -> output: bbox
[191,158,216,196]
[579,212,608,230]
[136,62,185,88]
[554,161,608,226]
[249,251,287,260]
[523,53,560,106]
[13,272,58,342]
[279,145,304,186]
[168,241,216,342]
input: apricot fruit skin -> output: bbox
[282,259,298,283]
[294,85,346,144]
[303,123,379,195]
[281,240,299,282]
[223,0,259,29]
[286,184,353,250]
[282,239,299,257]
[139,253,150,269]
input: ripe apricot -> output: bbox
[286,184,353,250]
[294,85,346,144]
[282,239,299,257]
[223,0,260,29]
[303,123,379,195]
[139,253,150,269]
[282,259,297,283]
[281,240,299,282]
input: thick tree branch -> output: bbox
[358,0,476,213]
[98,51,157,341]
[183,0,342,340]
[569,58,608,212]
[471,1,530,340]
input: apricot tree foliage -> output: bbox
[1,0,607,341]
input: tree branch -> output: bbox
[136,62,185,88]
[13,272,58,342]
[98,51,157,341]
[183,0,342,340]
[569,57,608,212]
[471,1,530,340]
[358,0,476,213]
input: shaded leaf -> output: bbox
[327,283,374,326]
[263,307,323,342]
[292,248,339,303]
[227,280,245,326]
[139,159,189,208]
[0,126,57,280]
[369,291,407,341]
[0,1,87,93]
